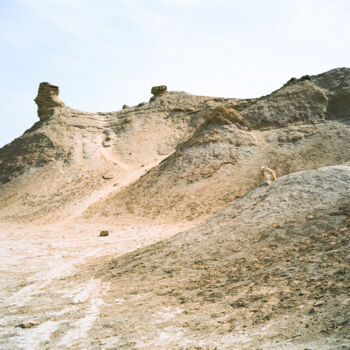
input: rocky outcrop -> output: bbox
[282,74,311,87]
[280,68,350,121]
[211,106,253,130]
[312,67,350,120]
[151,85,167,96]
[238,80,328,128]
[150,85,167,101]
[34,82,65,121]
[0,133,67,184]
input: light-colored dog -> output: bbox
[261,166,276,185]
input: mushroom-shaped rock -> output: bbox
[151,85,167,96]
[34,82,65,121]
[150,85,168,102]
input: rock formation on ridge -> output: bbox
[34,82,65,121]
[150,84,168,101]
[1,68,350,225]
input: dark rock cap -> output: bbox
[151,85,167,96]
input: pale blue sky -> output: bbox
[0,0,349,147]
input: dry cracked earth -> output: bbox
[0,68,350,349]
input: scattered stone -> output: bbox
[16,322,38,329]
[286,132,304,142]
[306,215,314,220]
[34,82,65,121]
[300,75,311,81]
[114,298,124,304]
[284,77,298,87]
[337,319,349,326]
[308,307,316,314]
[122,104,129,110]
[100,230,109,237]
[314,300,324,307]
[172,107,196,113]
[284,75,311,87]
[102,174,113,180]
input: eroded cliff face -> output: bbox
[0,68,350,224]
[0,133,69,184]
[0,84,70,184]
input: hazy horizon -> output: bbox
[0,0,349,147]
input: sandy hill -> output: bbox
[0,68,349,349]
[1,68,350,226]
[96,166,350,349]
[87,68,350,224]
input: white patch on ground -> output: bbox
[8,258,85,307]
[58,280,110,347]
[59,299,104,345]
[48,305,78,318]
[149,327,189,347]
[154,307,183,322]
[0,224,187,349]
[220,332,253,345]
[14,320,61,350]
[73,278,101,304]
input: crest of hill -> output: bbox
[0,85,231,222]
[85,68,350,224]
[0,68,350,224]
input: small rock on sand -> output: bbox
[16,322,38,329]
